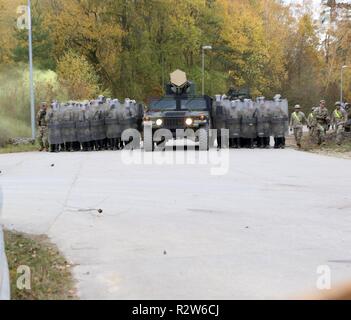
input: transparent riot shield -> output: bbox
[76,108,92,143]
[120,99,138,133]
[226,100,242,138]
[270,99,289,137]
[61,105,77,143]
[47,106,63,145]
[90,105,106,141]
[106,102,122,139]
[240,99,257,139]
[255,100,272,138]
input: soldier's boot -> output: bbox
[280,137,286,149]
[217,135,222,149]
[96,141,101,151]
[336,128,343,145]
[112,139,117,150]
[102,140,106,150]
[86,142,91,152]
[237,138,241,149]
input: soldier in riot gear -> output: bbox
[212,95,229,148]
[226,100,242,148]
[240,100,257,148]
[36,102,49,152]
[61,102,77,152]
[119,98,138,149]
[90,101,106,151]
[255,98,271,149]
[105,99,121,150]
[46,102,62,152]
[72,103,81,151]
[76,103,92,151]
[271,96,289,149]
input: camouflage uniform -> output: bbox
[307,108,316,137]
[36,105,49,151]
[290,106,307,148]
[313,104,330,145]
[331,104,347,145]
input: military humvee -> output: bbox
[143,70,213,151]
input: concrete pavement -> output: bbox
[0,149,350,299]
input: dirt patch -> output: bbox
[286,133,351,160]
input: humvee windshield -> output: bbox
[149,97,208,111]
[149,98,176,110]
[181,98,207,111]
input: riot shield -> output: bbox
[240,100,257,139]
[61,106,77,143]
[76,108,92,143]
[212,97,228,130]
[270,99,289,137]
[120,99,138,133]
[255,100,272,138]
[47,108,63,145]
[106,103,122,139]
[226,100,242,138]
[90,106,106,141]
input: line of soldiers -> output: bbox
[36,96,144,152]
[290,100,351,147]
[212,95,289,149]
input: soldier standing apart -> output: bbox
[307,107,316,136]
[331,102,347,145]
[36,102,49,152]
[290,105,307,148]
[313,100,330,146]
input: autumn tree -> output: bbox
[57,50,101,100]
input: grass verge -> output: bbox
[4,230,77,300]
[0,144,38,154]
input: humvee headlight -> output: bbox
[144,116,150,121]
[185,118,193,126]
[156,119,163,126]
[200,115,206,121]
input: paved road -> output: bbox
[0,149,351,299]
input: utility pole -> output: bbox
[341,65,348,104]
[28,0,36,140]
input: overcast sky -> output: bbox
[284,0,321,8]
